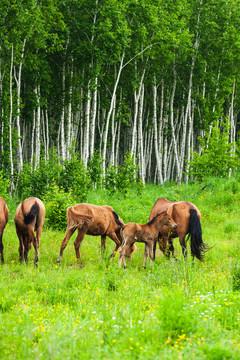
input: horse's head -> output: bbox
[156,211,177,235]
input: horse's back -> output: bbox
[68,203,120,235]
[149,198,201,236]
[15,197,45,230]
[149,198,174,219]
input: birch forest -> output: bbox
[1,0,240,189]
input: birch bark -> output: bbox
[14,38,26,171]
[9,44,14,195]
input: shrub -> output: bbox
[0,171,10,199]
[105,152,142,195]
[44,185,74,231]
[88,150,103,187]
[187,123,238,181]
[16,152,90,202]
[58,155,90,202]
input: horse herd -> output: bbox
[0,196,209,268]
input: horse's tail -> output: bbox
[189,209,209,261]
[23,202,40,225]
[112,211,124,228]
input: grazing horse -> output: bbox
[119,211,177,268]
[0,197,9,263]
[57,203,134,263]
[149,198,208,261]
[14,197,45,265]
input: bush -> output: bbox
[88,151,103,187]
[58,155,90,202]
[0,171,10,199]
[187,123,238,181]
[105,152,142,195]
[17,152,90,202]
[44,185,74,231]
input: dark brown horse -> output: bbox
[57,203,135,263]
[0,197,9,263]
[119,211,177,268]
[149,198,208,261]
[14,197,45,265]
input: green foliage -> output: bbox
[87,150,103,187]
[44,185,73,231]
[187,123,239,181]
[58,155,90,202]
[17,152,90,202]
[0,171,10,199]
[105,152,142,195]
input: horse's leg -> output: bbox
[58,227,76,263]
[74,228,86,260]
[101,235,106,253]
[180,235,187,260]
[159,236,168,257]
[168,238,177,260]
[118,245,127,268]
[17,231,25,263]
[0,232,4,263]
[143,243,149,268]
[108,232,122,258]
[23,235,30,262]
[149,242,155,264]
[28,227,39,266]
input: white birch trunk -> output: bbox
[84,80,91,165]
[31,108,36,167]
[153,77,163,184]
[14,38,26,172]
[45,109,49,160]
[131,67,145,156]
[66,60,73,159]
[90,76,98,159]
[169,69,181,180]
[102,51,125,177]
[35,86,41,169]
[138,82,145,184]
[60,60,66,161]
[9,44,14,195]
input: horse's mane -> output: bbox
[147,210,165,225]
[112,211,124,227]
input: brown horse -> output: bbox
[0,197,9,263]
[119,211,177,268]
[57,203,134,263]
[149,198,208,261]
[14,197,45,265]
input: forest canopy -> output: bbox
[0,0,239,192]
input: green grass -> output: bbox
[1,178,240,359]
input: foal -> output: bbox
[119,211,177,268]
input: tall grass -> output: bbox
[0,177,240,359]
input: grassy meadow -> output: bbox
[1,177,240,359]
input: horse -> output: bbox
[57,203,135,263]
[0,197,9,263]
[118,210,177,268]
[149,197,209,261]
[14,197,45,265]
